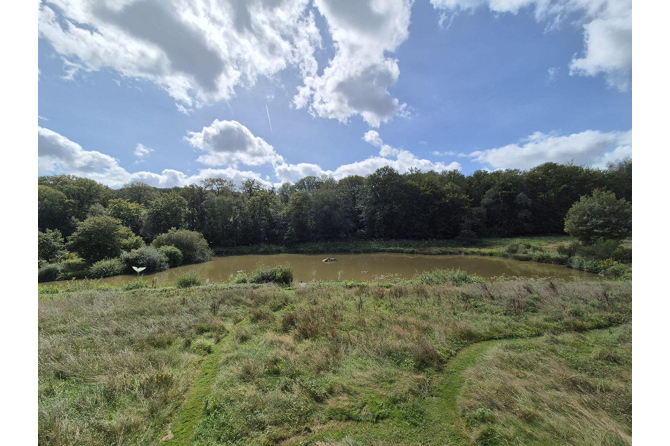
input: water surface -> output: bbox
[49,253,596,287]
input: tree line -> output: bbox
[38,159,632,250]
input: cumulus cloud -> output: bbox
[363,130,400,157]
[38,0,321,110]
[38,126,275,189]
[185,119,284,167]
[40,122,466,190]
[294,0,412,127]
[469,129,632,170]
[275,130,461,182]
[133,143,154,161]
[430,0,632,90]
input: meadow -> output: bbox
[39,270,631,445]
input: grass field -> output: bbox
[39,273,631,445]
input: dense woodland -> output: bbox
[39,160,632,250]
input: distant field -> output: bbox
[39,276,631,445]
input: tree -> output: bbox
[143,192,188,238]
[107,198,145,234]
[39,175,112,220]
[202,194,236,247]
[38,185,72,234]
[67,216,141,263]
[151,229,212,264]
[564,189,632,245]
[38,229,67,263]
[116,181,161,206]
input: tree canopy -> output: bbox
[564,189,632,245]
[38,159,632,251]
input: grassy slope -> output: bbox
[39,278,631,445]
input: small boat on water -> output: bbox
[322,258,337,263]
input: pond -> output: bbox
[47,253,596,287]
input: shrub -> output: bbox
[247,264,293,286]
[232,272,249,284]
[67,216,140,263]
[120,246,168,273]
[576,239,624,261]
[597,259,632,280]
[455,229,478,245]
[564,189,632,244]
[89,258,125,278]
[157,245,183,267]
[151,229,212,264]
[413,268,483,285]
[557,241,580,257]
[38,263,63,283]
[175,270,203,288]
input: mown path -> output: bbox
[162,328,233,446]
[162,326,620,445]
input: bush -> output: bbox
[455,229,478,245]
[175,271,203,288]
[576,239,624,261]
[413,268,483,285]
[157,245,183,267]
[89,258,125,278]
[120,246,168,273]
[564,189,632,244]
[38,263,63,282]
[557,241,580,257]
[247,264,293,286]
[151,229,212,264]
[598,259,632,280]
[67,216,141,263]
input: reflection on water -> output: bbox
[45,253,596,287]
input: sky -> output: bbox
[37,0,632,189]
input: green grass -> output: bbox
[39,278,631,445]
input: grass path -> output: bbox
[293,326,622,445]
[421,340,501,445]
[159,318,624,445]
[163,330,232,446]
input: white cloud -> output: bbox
[469,129,632,170]
[38,126,276,189]
[293,0,412,127]
[433,150,457,156]
[275,130,461,182]
[430,0,632,90]
[363,130,400,157]
[133,143,154,161]
[38,0,321,110]
[39,126,130,186]
[185,119,284,167]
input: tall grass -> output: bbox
[39,277,631,445]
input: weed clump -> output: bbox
[243,264,293,286]
[175,270,203,288]
[413,268,483,285]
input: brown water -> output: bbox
[46,253,596,287]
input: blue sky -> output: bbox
[37,0,632,188]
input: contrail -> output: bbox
[226,101,235,117]
[265,104,273,134]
